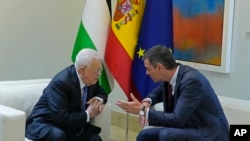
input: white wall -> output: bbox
[0,0,249,113]
[0,0,84,80]
[200,0,250,100]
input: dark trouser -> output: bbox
[136,127,189,141]
[136,126,229,141]
[41,124,102,141]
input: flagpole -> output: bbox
[126,112,129,141]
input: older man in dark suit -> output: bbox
[26,48,108,141]
[116,45,229,141]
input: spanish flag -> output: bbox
[105,0,145,100]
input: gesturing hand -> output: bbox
[116,93,142,114]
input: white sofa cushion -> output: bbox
[0,105,26,141]
[0,79,50,117]
[218,95,250,124]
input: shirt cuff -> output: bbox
[145,107,149,126]
[142,98,152,105]
[94,96,104,103]
[85,110,90,122]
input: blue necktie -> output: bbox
[82,86,88,109]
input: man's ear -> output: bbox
[157,63,164,70]
[79,66,86,74]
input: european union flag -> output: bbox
[132,0,173,99]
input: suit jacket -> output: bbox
[147,64,229,141]
[25,65,108,140]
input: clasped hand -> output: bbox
[86,97,104,118]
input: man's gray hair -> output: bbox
[74,48,101,70]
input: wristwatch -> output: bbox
[139,106,146,116]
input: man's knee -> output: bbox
[46,127,67,141]
[159,128,187,141]
[136,130,149,141]
[159,129,171,139]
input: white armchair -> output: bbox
[0,79,111,141]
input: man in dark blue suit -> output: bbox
[25,48,108,141]
[116,45,229,141]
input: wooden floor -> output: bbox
[111,125,138,141]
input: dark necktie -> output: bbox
[163,82,173,112]
[167,84,173,112]
[82,86,88,109]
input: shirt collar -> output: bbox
[76,69,86,89]
[169,65,179,87]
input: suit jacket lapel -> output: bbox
[173,64,186,108]
[70,65,82,107]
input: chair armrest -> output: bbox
[151,102,164,111]
[90,102,111,141]
[0,105,26,141]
